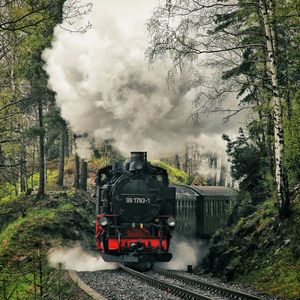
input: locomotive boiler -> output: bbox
[95,152,176,266]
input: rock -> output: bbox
[12,255,29,263]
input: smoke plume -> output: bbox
[74,137,93,161]
[156,235,209,270]
[48,244,117,271]
[42,0,244,159]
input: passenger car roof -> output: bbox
[190,185,237,196]
[171,184,199,195]
[172,184,237,196]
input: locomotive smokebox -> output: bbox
[129,152,147,172]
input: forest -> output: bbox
[0,0,299,299]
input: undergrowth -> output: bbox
[0,190,94,299]
[204,197,300,299]
[151,160,189,184]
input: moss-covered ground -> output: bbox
[203,197,300,299]
[0,191,95,257]
[0,168,95,299]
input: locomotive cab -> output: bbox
[95,152,176,265]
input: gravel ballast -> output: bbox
[78,269,181,300]
[77,268,287,300]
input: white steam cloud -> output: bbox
[48,244,117,271]
[74,137,93,161]
[156,235,209,271]
[42,0,244,159]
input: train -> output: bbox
[95,151,237,267]
[95,152,176,267]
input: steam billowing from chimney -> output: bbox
[43,1,243,159]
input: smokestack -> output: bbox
[129,152,147,171]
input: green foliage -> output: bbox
[204,198,300,299]
[151,160,189,184]
[0,0,70,199]
[0,248,79,300]
[0,206,57,255]
[26,169,58,190]
[285,95,300,186]
[0,170,59,205]
[223,127,270,204]
[0,191,94,299]
[148,0,300,216]
[0,2,94,297]
[0,182,22,204]
[245,260,300,299]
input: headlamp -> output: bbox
[99,216,108,226]
[130,242,136,249]
[167,216,176,227]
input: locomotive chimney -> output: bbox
[129,152,147,171]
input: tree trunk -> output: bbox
[31,143,36,189]
[57,123,66,186]
[175,153,180,169]
[80,159,87,191]
[259,0,289,216]
[19,134,26,192]
[37,101,45,196]
[73,153,80,188]
[64,128,70,158]
[184,143,189,173]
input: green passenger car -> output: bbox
[174,185,237,238]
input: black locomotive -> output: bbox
[95,152,176,265]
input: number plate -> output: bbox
[121,194,155,204]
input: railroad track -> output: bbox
[119,264,211,299]
[152,267,265,300]
[120,264,265,300]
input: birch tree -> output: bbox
[258,0,289,215]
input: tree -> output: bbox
[0,1,66,197]
[57,120,67,186]
[72,135,80,188]
[147,0,299,216]
[37,98,45,196]
[223,126,270,204]
[258,0,289,215]
[73,153,80,188]
[0,1,92,198]
[80,160,87,191]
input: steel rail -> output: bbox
[153,267,265,300]
[119,264,214,300]
[68,270,107,300]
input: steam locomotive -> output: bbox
[95,152,176,266]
